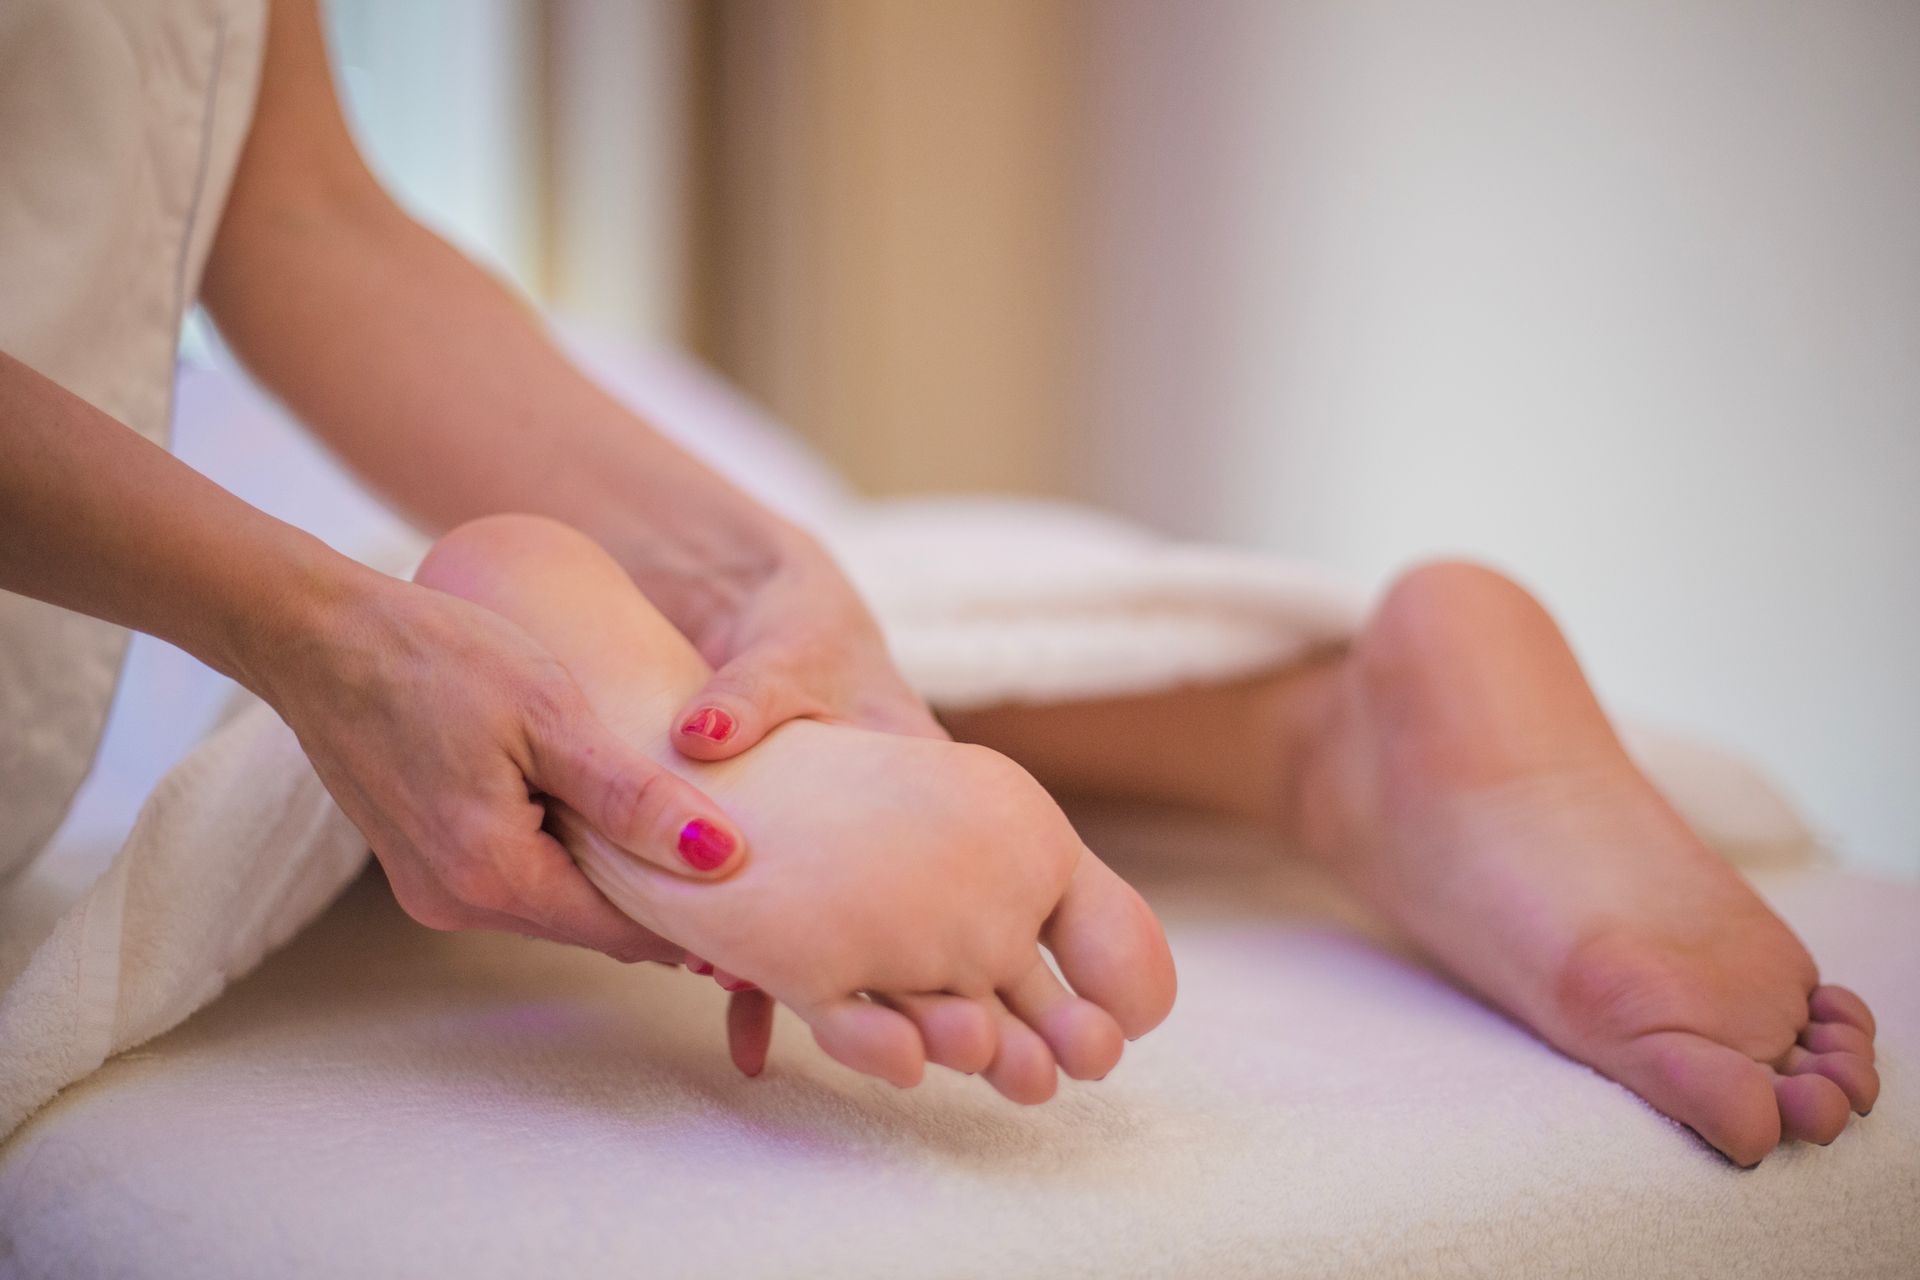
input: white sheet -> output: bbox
[2,811,1913,1278]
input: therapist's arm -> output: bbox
[0,349,741,956]
[201,0,944,766]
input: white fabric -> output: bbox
[0,340,1834,1141]
[0,0,265,879]
[1,818,1913,1278]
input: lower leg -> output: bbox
[941,657,1344,830]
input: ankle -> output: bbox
[1255,649,1370,859]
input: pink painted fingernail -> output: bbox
[677,818,736,871]
[721,978,756,993]
[687,958,715,976]
[680,707,736,743]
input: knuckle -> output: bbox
[440,860,514,914]
[393,889,466,933]
[520,673,578,738]
[600,764,671,840]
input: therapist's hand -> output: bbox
[256,572,745,961]
[663,529,947,762]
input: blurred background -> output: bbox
[312,0,1916,878]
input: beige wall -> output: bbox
[328,1,1918,878]
[689,0,1084,498]
[1079,0,1920,879]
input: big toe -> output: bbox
[1608,1030,1782,1166]
[1042,854,1177,1040]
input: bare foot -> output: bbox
[1290,561,1878,1165]
[416,516,1176,1102]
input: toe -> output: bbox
[1781,1045,1880,1115]
[725,988,776,1077]
[1607,1030,1781,1166]
[1001,956,1125,1081]
[1774,1071,1852,1145]
[1040,855,1177,1040]
[711,967,757,993]
[803,997,926,1089]
[1809,985,1876,1039]
[1801,1020,1873,1060]
[882,993,998,1076]
[982,1001,1060,1104]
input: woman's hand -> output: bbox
[252,570,748,960]
[662,528,947,761]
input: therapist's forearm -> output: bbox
[202,181,798,636]
[0,349,375,695]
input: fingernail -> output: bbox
[687,958,715,976]
[677,818,737,871]
[680,707,736,743]
[721,978,756,993]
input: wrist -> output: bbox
[222,535,393,714]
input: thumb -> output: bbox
[529,708,747,879]
[672,652,820,762]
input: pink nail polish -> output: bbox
[686,957,714,976]
[721,978,756,993]
[680,707,736,743]
[677,818,736,871]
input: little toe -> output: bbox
[803,997,926,1089]
[1041,854,1177,1041]
[882,993,998,1076]
[725,988,776,1077]
[1774,1071,1853,1146]
[1809,985,1876,1039]
[1801,1020,1873,1060]
[1001,957,1125,1081]
[1782,1045,1880,1115]
[982,1000,1060,1105]
[1606,1030,1781,1166]
[710,967,758,994]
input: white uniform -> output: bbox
[0,0,265,879]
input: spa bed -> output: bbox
[5,807,1915,1277]
[2,337,1914,1276]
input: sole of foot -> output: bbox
[1289,559,1878,1166]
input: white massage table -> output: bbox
[4,805,1915,1277]
[3,336,1914,1276]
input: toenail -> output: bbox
[680,707,736,743]
[677,818,737,871]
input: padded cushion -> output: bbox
[2,809,1914,1278]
